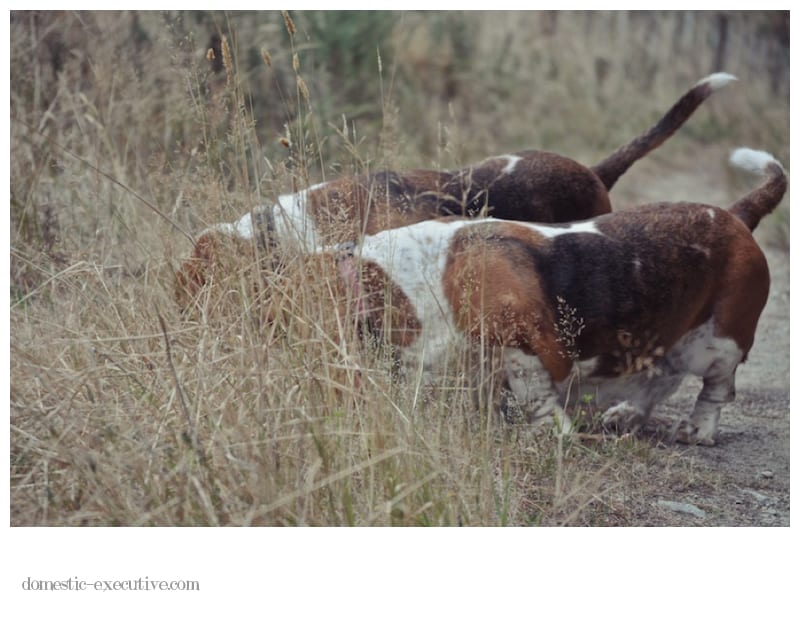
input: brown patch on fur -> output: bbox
[443,222,573,382]
[174,231,261,316]
[304,171,456,244]
[450,152,612,222]
[264,253,422,404]
[710,229,770,357]
[355,261,422,347]
[265,253,365,401]
[266,253,352,338]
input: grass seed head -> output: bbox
[282,11,296,36]
[221,35,234,88]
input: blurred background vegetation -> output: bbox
[12,11,789,182]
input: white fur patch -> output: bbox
[497,154,523,175]
[696,72,737,91]
[667,320,743,379]
[273,189,321,251]
[502,348,559,423]
[207,205,267,240]
[526,220,604,239]
[729,148,782,175]
[202,183,328,249]
[209,221,242,238]
[356,219,475,369]
[632,257,643,279]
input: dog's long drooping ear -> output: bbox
[174,231,260,316]
[174,233,222,313]
[590,72,738,191]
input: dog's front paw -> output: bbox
[675,420,716,446]
[601,401,641,430]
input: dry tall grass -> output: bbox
[10,11,789,526]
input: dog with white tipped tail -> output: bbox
[284,146,786,445]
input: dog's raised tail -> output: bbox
[591,72,737,191]
[728,148,787,232]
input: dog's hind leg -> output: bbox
[674,236,770,445]
[676,353,741,446]
[666,320,746,445]
[595,369,684,433]
[499,348,567,428]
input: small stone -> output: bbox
[657,500,707,519]
[740,488,770,504]
[760,470,774,479]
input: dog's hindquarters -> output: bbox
[596,148,785,443]
[444,151,613,222]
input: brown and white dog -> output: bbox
[176,73,736,310]
[302,147,786,445]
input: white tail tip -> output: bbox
[729,148,783,174]
[696,72,738,91]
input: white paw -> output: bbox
[601,401,640,429]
